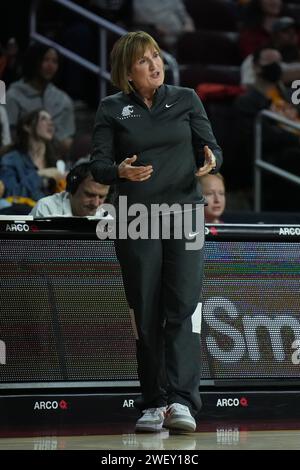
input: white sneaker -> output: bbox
[164,403,196,432]
[135,407,167,433]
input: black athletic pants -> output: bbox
[114,206,204,416]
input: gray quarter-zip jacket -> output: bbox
[6,79,75,141]
[90,84,222,207]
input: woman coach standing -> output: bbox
[90,31,222,433]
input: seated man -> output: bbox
[241,17,300,87]
[31,158,110,218]
[235,46,300,210]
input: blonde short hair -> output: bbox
[110,31,162,94]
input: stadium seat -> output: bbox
[179,64,240,88]
[177,30,241,65]
[184,0,238,31]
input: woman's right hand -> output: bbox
[118,155,153,182]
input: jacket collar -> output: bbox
[129,84,166,108]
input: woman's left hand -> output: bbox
[195,145,216,177]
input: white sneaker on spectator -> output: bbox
[135,407,167,433]
[164,403,196,432]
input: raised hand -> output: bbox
[118,155,153,182]
[195,145,216,177]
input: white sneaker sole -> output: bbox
[164,418,196,432]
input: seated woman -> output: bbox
[0,109,64,204]
[6,43,75,157]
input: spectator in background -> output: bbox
[6,43,75,157]
[237,47,300,141]
[235,46,300,210]
[31,157,110,217]
[0,38,23,87]
[132,0,195,50]
[239,0,284,58]
[241,16,300,86]
[199,173,226,224]
[0,109,64,203]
